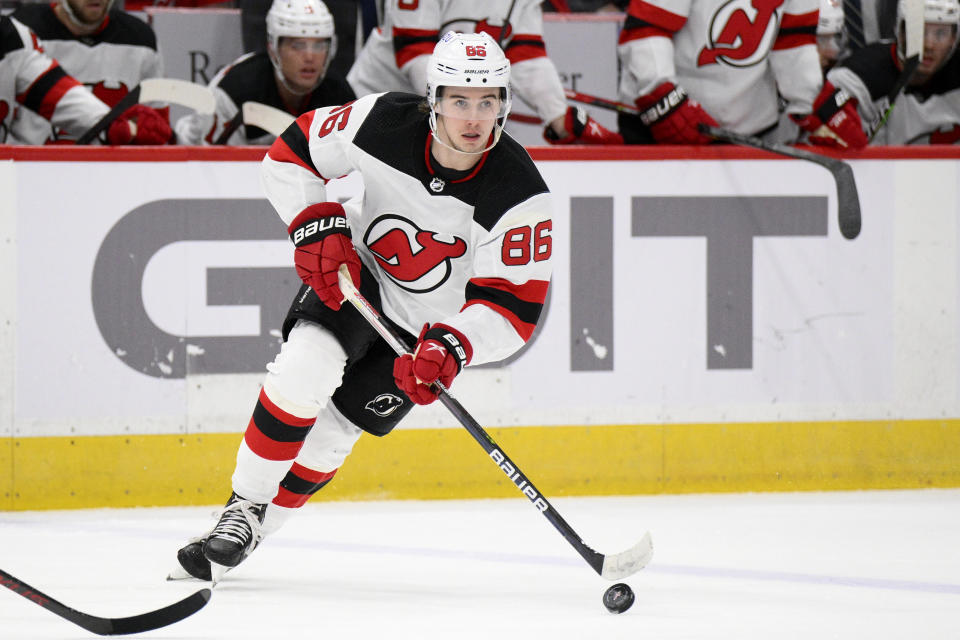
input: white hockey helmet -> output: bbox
[897,0,960,62]
[426,31,512,154]
[817,0,845,34]
[266,0,338,95]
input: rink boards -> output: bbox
[1,146,959,509]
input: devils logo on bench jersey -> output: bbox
[698,0,784,67]
[364,214,468,293]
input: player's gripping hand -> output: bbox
[393,324,471,405]
[634,82,718,144]
[791,82,868,150]
[106,104,173,145]
[288,202,361,311]
[544,106,624,144]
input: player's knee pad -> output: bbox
[264,321,347,416]
[295,403,363,472]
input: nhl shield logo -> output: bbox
[365,393,404,417]
[429,177,445,192]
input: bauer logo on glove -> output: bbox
[292,216,350,245]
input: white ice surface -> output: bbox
[1,490,958,639]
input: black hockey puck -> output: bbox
[602,582,635,614]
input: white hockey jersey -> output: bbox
[0,17,107,144]
[617,0,824,135]
[346,0,567,125]
[261,92,553,365]
[9,6,161,144]
[827,41,960,144]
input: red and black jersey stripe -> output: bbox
[774,11,817,50]
[16,61,82,120]
[393,27,438,68]
[463,277,549,341]
[619,0,686,44]
[268,110,326,180]
[273,462,337,508]
[504,34,547,63]
[243,388,315,461]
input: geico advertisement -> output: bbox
[9,159,911,436]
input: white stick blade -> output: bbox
[138,78,216,114]
[242,101,295,136]
[600,531,654,580]
[904,0,924,58]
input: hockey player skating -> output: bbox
[1,16,169,145]
[175,0,355,146]
[616,0,867,148]
[823,0,960,143]
[346,0,622,144]
[172,30,553,583]
[10,0,167,144]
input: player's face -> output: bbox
[67,0,110,24]
[434,87,502,154]
[817,33,844,70]
[277,37,331,93]
[918,23,957,75]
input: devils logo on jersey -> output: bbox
[364,214,468,293]
[698,0,784,67]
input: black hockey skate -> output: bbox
[202,492,267,573]
[173,540,212,581]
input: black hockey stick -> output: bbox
[213,110,244,145]
[867,56,920,141]
[561,90,862,239]
[699,124,862,240]
[336,267,653,580]
[1,568,211,636]
[76,78,215,145]
[563,89,641,116]
[869,0,923,140]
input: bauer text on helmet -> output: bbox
[426,32,512,155]
[266,0,338,95]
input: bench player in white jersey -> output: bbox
[10,0,168,144]
[616,0,868,148]
[347,0,622,144]
[175,0,355,146]
[1,16,165,144]
[823,0,960,143]
[171,31,553,582]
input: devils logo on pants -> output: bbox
[364,214,467,293]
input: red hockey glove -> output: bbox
[634,82,718,144]
[288,202,361,311]
[106,104,173,145]
[791,82,868,150]
[393,323,472,405]
[543,106,624,144]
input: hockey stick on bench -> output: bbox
[336,266,653,580]
[76,78,216,145]
[868,0,923,141]
[560,89,862,239]
[1,568,211,636]
[215,102,296,144]
[698,125,862,239]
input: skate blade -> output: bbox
[166,565,209,582]
[209,562,229,587]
